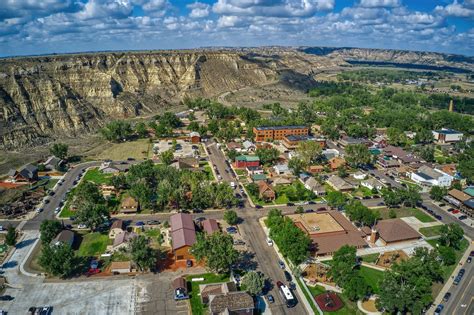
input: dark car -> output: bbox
[255,205,263,209]
[195,217,206,222]
[470,250,474,256]
[186,260,192,267]
[0,295,14,301]
[278,260,285,269]
[467,257,472,263]
[287,203,295,206]
[434,304,444,315]
[305,209,314,213]
[289,282,296,290]
[284,270,292,282]
[146,220,160,225]
[192,208,203,213]
[127,157,135,161]
[443,292,451,302]
[308,201,316,205]
[459,215,468,220]
[226,227,237,234]
[266,295,275,303]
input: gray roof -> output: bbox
[417,166,443,180]
[19,164,38,179]
[327,175,353,190]
[209,292,254,314]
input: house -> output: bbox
[444,189,471,208]
[99,161,121,174]
[257,180,276,201]
[226,142,242,152]
[271,177,293,187]
[202,219,220,234]
[410,165,453,187]
[377,157,401,169]
[361,178,383,191]
[322,149,340,160]
[246,166,264,176]
[307,165,324,174]
[432,128,463,143]
[338,137,370,148]
[170,213,196,260]
[8,164,39,182]
[110,261,132,274]
[328,157,346,171]
[52,230,75,247]
[190,131,201,143]
[109,219,125,239]
[242,140,256,152]
[352,171,366,180]
[209,292,254,315]
[372,135,387,148]
[302,177,326,196]
[234,155,260,168]
[43,156,64,171]
[382,145,422,164]
[251,174,267,182]
[173,277,189,300]
[282,134,325,149]
[273,164,290,175]
[253,125,309,142]
[112,231,137,251]
[326,175,354,192]
[199,282,237,304]
[100,185,117,199]
[119,196,139,214]
[371,219,421,246]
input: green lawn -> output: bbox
[419,225,444,237]
[361,253,379,264]
[353,187,374,198]
[82,168,113,184]
[77,232,111,257]
[186,273,229,315]
[202,163,215,180]
[360,266,384,294]
[235,169,246,176]
[296,278,319,313]
[378,207,434,223]
[45,179,59,190]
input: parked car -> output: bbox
[452,209,460,214]
[186,260,192,268]
[443,292,451,302]
[77,224,87,229]
[226,227,237,234]
[0,295,14,301]
[289,282,296,290]
[278,260,285,269]
[135,221,145,226]
[255,205,263,209]
[447,208,455,212]
[286,203,295,206]
[459,215,468,220]
[304,209,314,213]
[467,257,472,263]
[54,207,61,213]
[192,208,203,213]
[284,270,292,282]
[266,295,275,303]
[233,240,245,246]
[308,201,316,205]
[146,220,160,225]
[434,304,444,315]
[266,238,273,246]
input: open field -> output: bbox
[90,138,153,161]
[419,225,444,237]
[77,232,111,257]
[377,207,435,222]
[360,266,384,294]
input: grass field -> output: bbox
[187,273,229,315]
[82,168,113,184]
[360,266,384,294]
[361,253,379,264]
[378,207,434,222]
[77,232,111,257]
[92,138,153,161]
[353,187,374,198]
[419,225,444,237]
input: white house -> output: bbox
[242,140,256,152]
[302,177,326,196]
[99,161,120,174]
[273,164,290,175]
[352,171,366,180]
[432,129,463,143]
[361,178,383,191]
[410,166,453,187]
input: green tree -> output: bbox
[326,191,347,208]
[269,218,311,265]
[296,141,322,165]
[135,122,148,138]
[388,208,397,219]
[439,223,464,249]
[38,243,76,278]
[130,235,157,272]
[159,112,182,128]
[382,188,402,207]
[337,166,348,178]
[246,183,259,197]
[160,149,175,165]
[100,120,133,142]
[255,147,280,165]
[192,232,240,274]
[295,206,304,214]
[266,209,284,229]
[224,210,239,225]
[227,149,238,161]
[429,186,447,202]
[438,246,456,265]
[414,129,434,144]
[242,271,266,296]
[75,203,110,231]
[400,186,421,207]
[345,144,372,167]
[40,220,63,244]
[288,157,306,176]
[5,225,17,246]
[50,143,69,160]
[344,200,377,226]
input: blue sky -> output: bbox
[0,0,473,57]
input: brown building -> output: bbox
[371,219,421,246]
[119,196,139,214]
[287,211,367,256]
[257,181,276,201]
[282,135,326,149]
[170,213,196,260]
[253,126,309,142]
[202,219,220,235]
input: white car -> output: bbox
[77,224,87,229]
[54,207,61,213]
[266,238,273,246]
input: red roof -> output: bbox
[202,219,219,234]
[170,213,195,232]
[170,213,196,250]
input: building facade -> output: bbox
[253,126,309,142]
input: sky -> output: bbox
[0,0,473,57]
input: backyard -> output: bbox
[186,273,229,315]
[77,232,111,257]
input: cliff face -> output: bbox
[0,50,338,149]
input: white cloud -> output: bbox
[187,2,211,18]
[75,0,133,21]
[217,15,242,27]
[435,1,474,18]
[359,0,401,8]
[213,0,335,18]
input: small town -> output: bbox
[0,97,473,315]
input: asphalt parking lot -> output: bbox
[153,140,198,158]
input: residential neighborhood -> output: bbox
[0,99,473,315]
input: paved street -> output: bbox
[442,256,474,315]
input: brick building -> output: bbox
[253,126,309,142]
